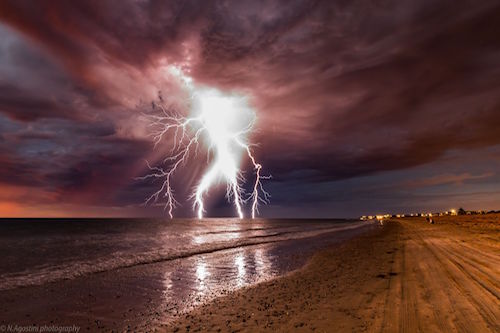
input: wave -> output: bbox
[0,221,370,291]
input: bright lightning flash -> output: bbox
[139,67,270,219]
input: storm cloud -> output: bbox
[0,0,499,217]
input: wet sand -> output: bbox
[161,215,500,332]
[0,221,372,331]
[1,216,498,332]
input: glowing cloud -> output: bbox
[139,67,270,219]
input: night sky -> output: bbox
[1,0,500,218]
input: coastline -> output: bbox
[0,220,373,332]
[1,216,497,332]
[160,215,500,332]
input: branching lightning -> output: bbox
[138,67,270,219]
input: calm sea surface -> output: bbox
[0,218,376,327]
[0,218,370,292]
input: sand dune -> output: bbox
[162,215,500,332]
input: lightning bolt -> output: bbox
[138,67,270,219]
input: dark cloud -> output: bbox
[0,0,499,216]
[201,0,500,183]
[0,151,41,186]
[45,137,150,205]
[0,84,75,121]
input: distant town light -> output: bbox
[358,208,493,221]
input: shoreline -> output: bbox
[157,221,393,332]
[160,215,499,332]
[1,216,497,332]
[0,220,374,332]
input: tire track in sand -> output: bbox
[380,219,499,333]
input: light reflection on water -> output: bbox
[0,218,373,330]
[191,224,243,245]
[255,248,265,276]
[153,219,370,321]
[160,242,277,315]
[195,258,209,291]
[0,218,362,291]
[235,252,246,287]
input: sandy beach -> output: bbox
[0,215,498,332]
[161,215,500,332]
[0,219,371,331]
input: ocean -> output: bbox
[0,218,369,289]
[0,218,374,326]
